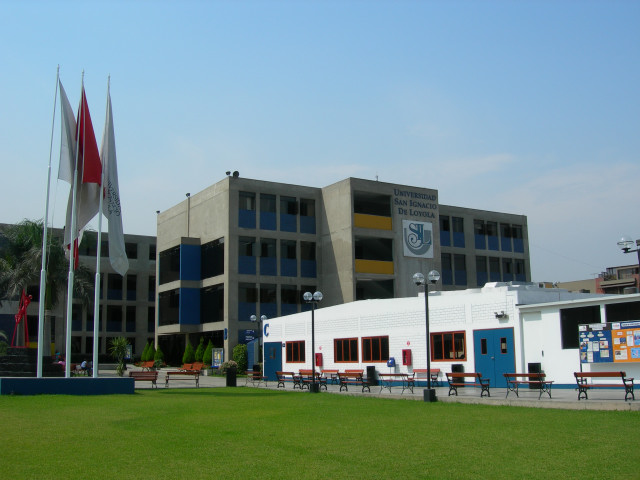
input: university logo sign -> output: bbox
[403,220,433,258]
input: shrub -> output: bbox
[154,345,164,363]
[194,337,205,362]
[109,337,130,376]
[141,342,151,362]
[233,344,248,373]
[182,339,195,364]
[203,339,213,366]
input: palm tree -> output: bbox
[0,219,95,350]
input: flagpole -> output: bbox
[64,72,84,378]
[92,76,110,378]
[37,66,60,378]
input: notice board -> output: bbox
[579,320,640,363]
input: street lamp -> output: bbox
[303,290,323,393]
[413,270,440,403]
[617,236,640,272]
[249,314,267,364]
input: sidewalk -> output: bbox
[122,366,639,411]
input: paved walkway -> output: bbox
[121,366,639,411]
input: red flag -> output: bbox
[78,88,102,185]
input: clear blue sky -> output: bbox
[1,0,638,283]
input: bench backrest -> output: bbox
[413,368,440,375]
[191,362,204,372]
[447,372,482,379]
[344,369,364,375]
[339,372,363,379]
[574,371,625,378]
[299,369,315,376]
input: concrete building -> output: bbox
[0,225,156,360]
[263,283,640,387]
[156,175,531,364]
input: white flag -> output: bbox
[100,89,128,276]
[58,80,76,184]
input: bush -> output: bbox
[203,339,213,366]
[141,342,151,362]
[219,360,237,375]
[154,345,164,363]
[182,339,195,365]
[194,338,205,362]
[109,337,130,376]
[233,344,248,373]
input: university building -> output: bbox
[156,176,530,363]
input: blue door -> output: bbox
[473,328,515,388]
[263,341,282,382]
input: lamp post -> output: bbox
[413,270,440,402]
[249,314,267,365]
[617,237,640,287]
[303,290,323,393]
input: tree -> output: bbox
[233,344,248,373]
[194,337,205,362]
[203,339,213,366]
[0,220,95,352]
[141,342,151,362]
[109,336,129,376]
[154,345,164,366]
[182,339,195,365]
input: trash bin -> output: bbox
[226,366,237,387]
[452,364,464,387]
[366,366,378,386]
[528,362,542,390]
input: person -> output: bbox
[80,360,89,375]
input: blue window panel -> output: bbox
[239,209,256,229]
[474,234,486,250]
[260,302,278,319]
[453,232,465,248]
[501,236,512,252]
[238,302,256,323]
[440,230,451,247]
[280,258,297,277]
[180,244,201,281]
[454,270,467,286]
[300,216,316,234]
[260,212,277,230]
[260,257,277,276]
[515,273,526,282]
[503,272,514,282]
[238,256,256,275]
[179,288,200,325]
[301,260,317,278]
[280,214,297,232]
[72,318,82,331]
[127,289,136,301]
[487,236,499,251]
[281,304,298,316]
[476,272,488,287]
[442,269,453,285]
[301,303,312,312]
[107,289,122,300]
[489,271,501,282]
[513,238,524,253]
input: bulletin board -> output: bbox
[579,320,640,364]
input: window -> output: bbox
[149,244,156,261]
[335,338,358,362]
[431,331,466,360]
[159,246,180,284]
[286,341,305,363]
[260,194,277,230]
[239,191,256,229]
[474,219,486,250]
[126,274,136,301]
[201,238,224,279]
[126,306,136,332]
[147,307,155,333]
[560,306,600,349]
[361,336,389,362]
[439,216,451,247]
[158,290,179,326]
[201,284,224,323]
[300,198,316,234]
[107,273,123,300]
[500,223,512,251]
[107,305,123,332]
[280,239,297,277]
[280,196,297,232]
[452,216,465,248]
[125,242,138,259]
[238,237,256,275]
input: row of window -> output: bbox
[239,238,316,277]
[440,216,525,253]
[285,332,468,363]
[159,238,224,285]
[78,233,156,260]
[239,192,316,234]
[70,304,155,333]
[441,254,526,286]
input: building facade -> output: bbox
[0,225,156,360]
[156,176,531,363]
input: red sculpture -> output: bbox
[11,290,32,348]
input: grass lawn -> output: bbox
[1,388,638,479]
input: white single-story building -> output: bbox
[260,283,640,388]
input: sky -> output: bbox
[1,0,638,283]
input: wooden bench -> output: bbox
[338,370,369,393]
[574,371,634,401]
[139,361,155,372]
[378,373,412,394]
[165,369,200,388]
[245,370,268,387]
[321,369,340,385]
[410,368,441,387]
[129,370,159,388]
[299,369,327,390]
[504,373,553,399]
[446,372,490,397]
[276,371,296,388]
